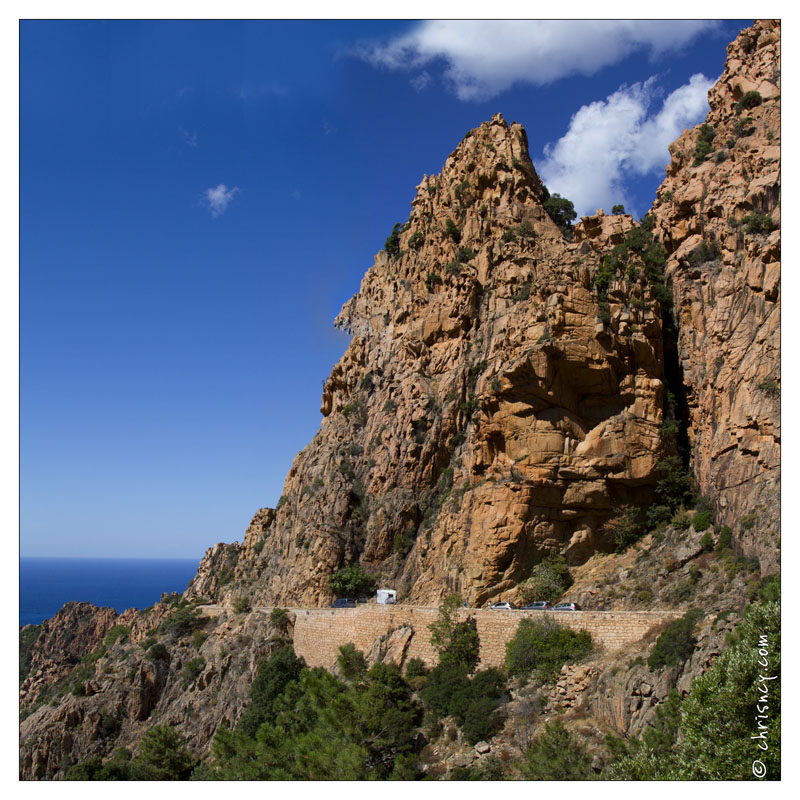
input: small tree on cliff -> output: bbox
[428,593,480,671]
[329,564,376,599]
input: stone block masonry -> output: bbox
[286,606,680,670]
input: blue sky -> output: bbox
[20,19,749,558]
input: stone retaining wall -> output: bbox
[285,606,680,670]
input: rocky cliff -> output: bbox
[651,19,780,571]
[201,114,669,609]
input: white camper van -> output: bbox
[376,589,397,605]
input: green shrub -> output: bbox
[732,117,755,137]
[425,271,443,292]
[192,631,208,650]
[611,204,625,214]
[461,694,502,745]
[699,531,714,552]
[757,573,780,603]
[542,189,577,239]
[329,564,376,599]
[741,213,777,234]
[739,512,758,531]
[459,393,478,419]
[604,505,646,552]
[181,657,205,689]
[502,228,517,243]
[691,510,712,532]
[648,609,701,670]
[159,606,202,640]
[505,617,593,682]
[269,607,290,632]
[522,720,593,780]
[692,123,716,166]
[336,643,368,682]
[690,239,721,265]
[444,217,461,242]
[421,660,470,718]
[716,524,733,551]
[383,398,397,413]
[672,509,690,531]
[408,231,424,249]
[405,657,428,681]
[384,222,403,258]
[136,725,196,779]
[147,643,169,662]
[518,553,573,603]
[453,179,471,203]
[517,219,535,239]
[428,594,480,671]
[232,596,251,614]
[457,246,476,263]
[103,625,130,648]
[737,90,762,111]
[236,646,305,738]
[421,663,505,740]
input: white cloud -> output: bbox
[356,20,719,100]
[537,73,714,217]
[204,184,239,217]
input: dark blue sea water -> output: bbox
[19,557,200,627]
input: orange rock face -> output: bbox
[214,114,675,608]
[651,20,780,571]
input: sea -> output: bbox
[19,557,201,627]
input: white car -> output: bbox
[488,601,515,610]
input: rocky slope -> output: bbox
[21,20,780,780]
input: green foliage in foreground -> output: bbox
[607,601,780,780]
[505,617,593,682]
[421,662,506,744]
[647,609,702,670]
[66,727,196,781]
[204,656,421,780]
[236,645,305,739]
[522,720,594,780]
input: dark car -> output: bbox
[551,602,582,611]
[331,598,357,608]
[521,601,551,610]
